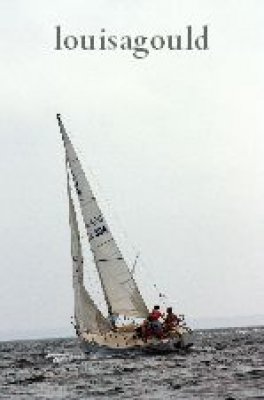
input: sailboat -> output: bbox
[57,114,193,353]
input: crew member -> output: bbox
[149,305,164,338]
[164,307,180,332]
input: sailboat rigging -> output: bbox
[57,114,193,352]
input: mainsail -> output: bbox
[67,165,111,333]
[58,115,148,319]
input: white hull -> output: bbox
[79,327,193,354]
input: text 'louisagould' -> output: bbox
[54,26,209,59]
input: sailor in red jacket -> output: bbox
[149,305,164,338]
[149,305,163,320]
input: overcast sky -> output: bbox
[1,0,264,339]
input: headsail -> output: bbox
[58,114,149,319]
[67,164,111,333]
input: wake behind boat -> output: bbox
[57,114,193,353]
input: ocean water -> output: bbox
[0,327,263,399]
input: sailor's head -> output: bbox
[166,307,172,314]
[154,305,160,310]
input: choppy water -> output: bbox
[0,327,263,399]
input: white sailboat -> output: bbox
[57,114,193,353]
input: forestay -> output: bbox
[67,166,111,333]
[58,115,148,318]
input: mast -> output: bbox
[66,158,110,333]
[57,114,112,315]
[57,114,149,319]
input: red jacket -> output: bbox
[149,310,163,321]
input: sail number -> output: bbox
[86,214,108,240]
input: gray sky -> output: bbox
[1,0,264,339]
